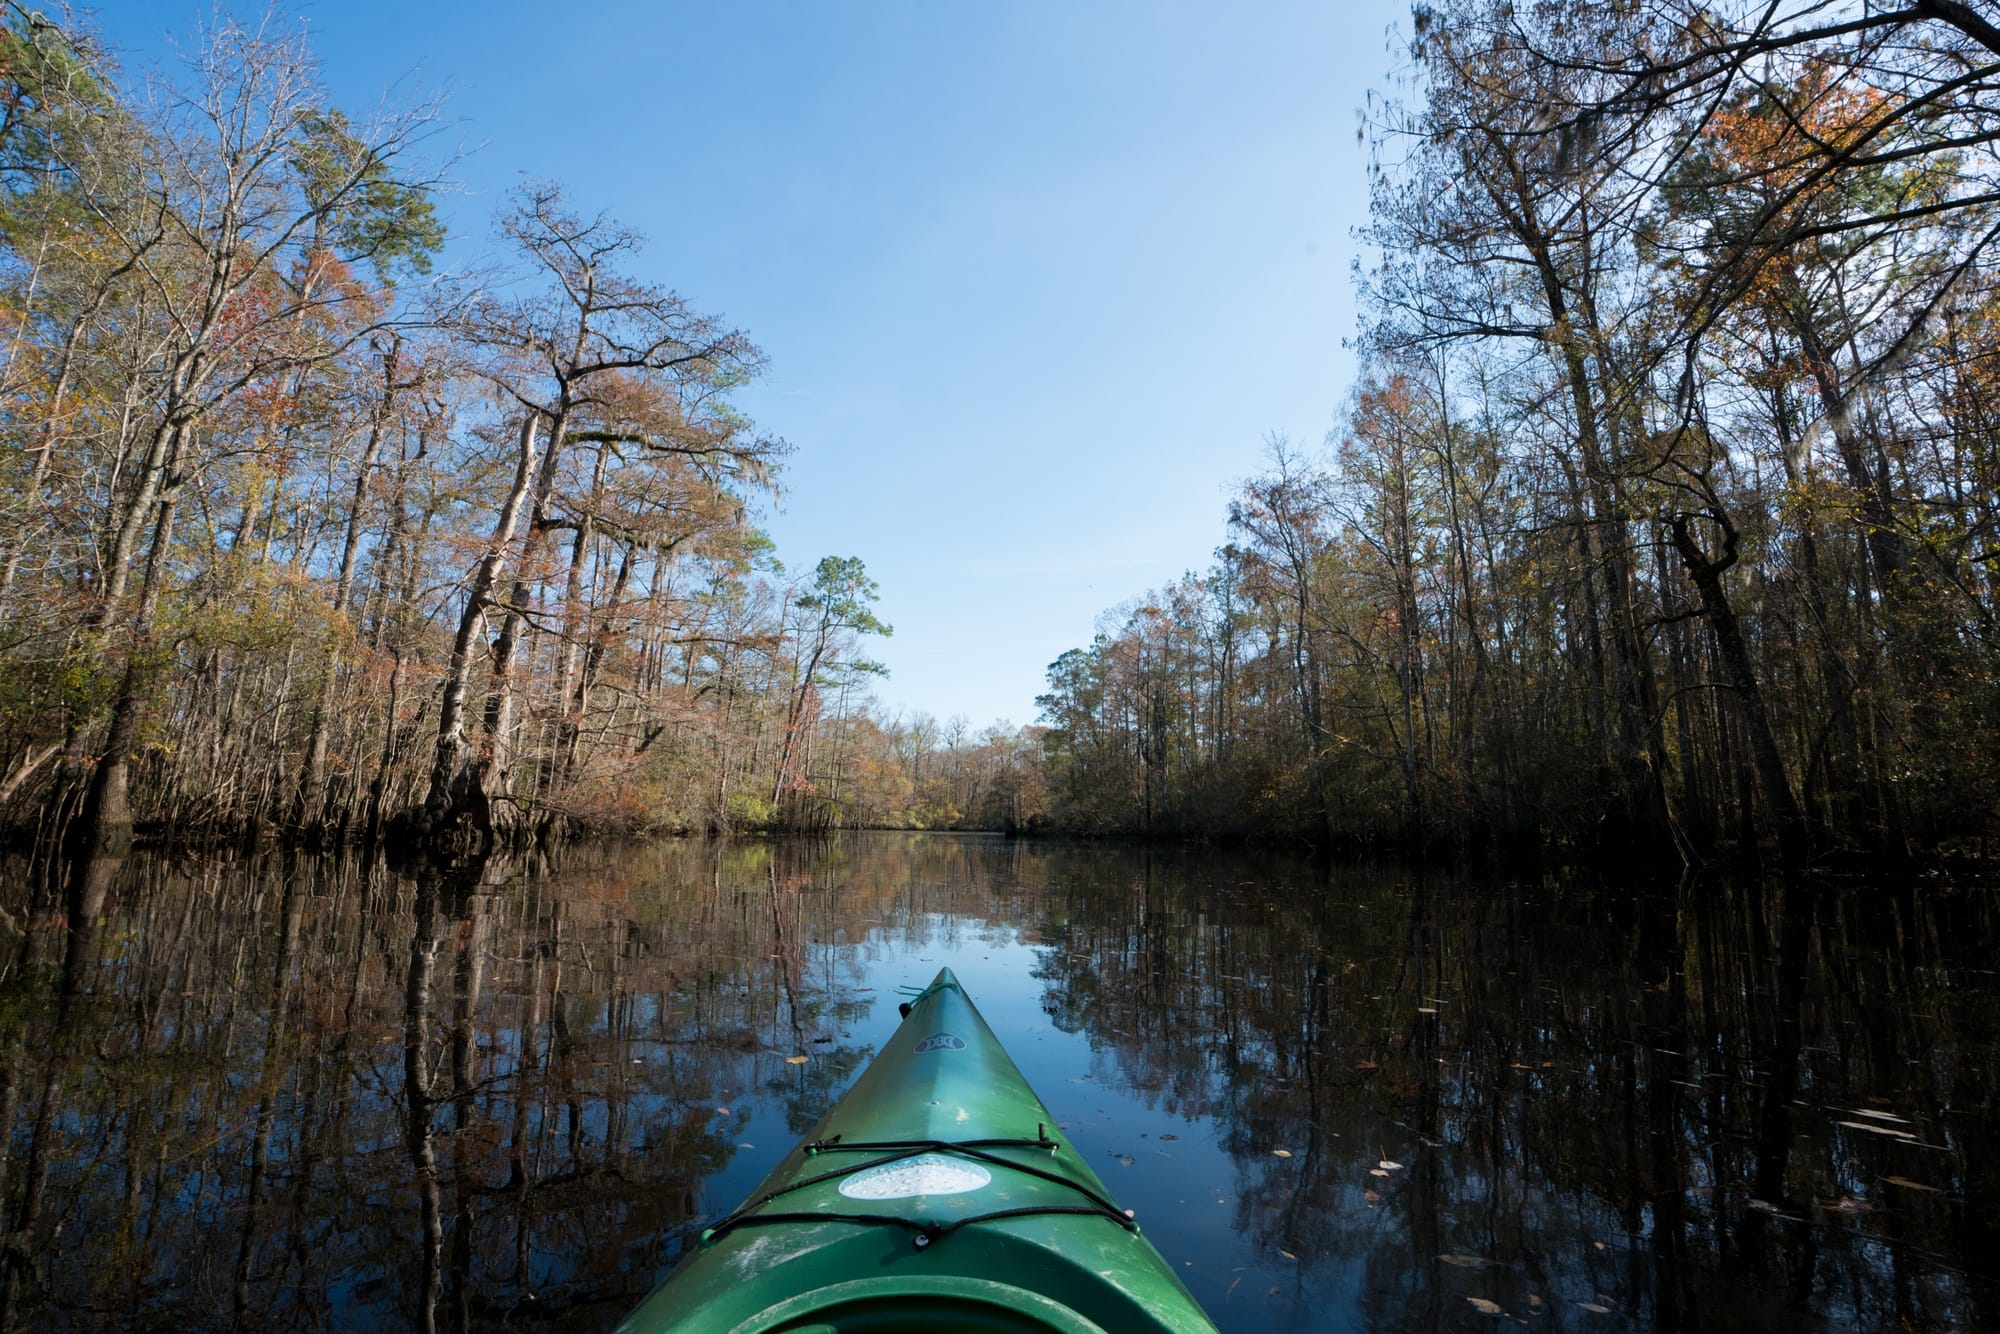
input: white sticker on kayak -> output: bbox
[837,1154,993,1200]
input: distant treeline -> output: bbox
[1031,1,2000,865]
[0,9,1019,852]
[9,2,1997,866]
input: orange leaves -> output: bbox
[210,251,385,369]
[1700,62,1893,203]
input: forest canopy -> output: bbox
[0,6,1031,851]
[4,1,1996,865]
[1031,0,2000,864]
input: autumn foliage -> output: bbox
[1033,1,2000,865]
[0,11,918,850]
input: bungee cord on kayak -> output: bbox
[619,967,1219,1332]
[696,1132,1142,1251]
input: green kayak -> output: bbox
[620,967,1218,1333]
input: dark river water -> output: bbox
[0,833,1994,1331]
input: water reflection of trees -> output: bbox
[0,838,975,1329]
[0,837,1993,1330]
[1028,850,2000,1331]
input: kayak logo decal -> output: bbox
[838,1153,992,1200]
[914,1032,966,1053]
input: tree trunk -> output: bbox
[78,426,189,855]
[1488,142,1672,852]
[418,414,542,846]
[294,342,405,834]
[476,405,573,839]
[559,541,634,783]
[1669,512,1811,868]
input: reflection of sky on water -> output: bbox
[0,835,1993,1330]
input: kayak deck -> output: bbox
[620,969,1216,1333]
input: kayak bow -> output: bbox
[621,967,1217,1333]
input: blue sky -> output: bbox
[95,0,1407,730]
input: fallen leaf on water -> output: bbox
[1836,1120,1918,1140]
[1354,1060,1380,1071]
[1379,1159,1404,1171]
[1528,1293,1543,1309]
[1160,1133,1178,1141]
[715,1107,731,1117]
[1273,1149,1293,1159]
[1576,1301,1613,1314]
[1417,1007,1439,1015]
[1466,1297,1503,1315]
[785,1055,809,1065]
[1363,1190,1381,1203]
[1592,1240,1607,1250]
[1118,1155,1135,1166]
[1279,1249,1296,1260]
[1437,1254,1492,1268]
[1885,1176,1940,1192]
[1369,1168,1390,1178]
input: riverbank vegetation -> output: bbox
[1033,0,2000,866]
[0,8,1030,852]
[5,2,1997,867]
